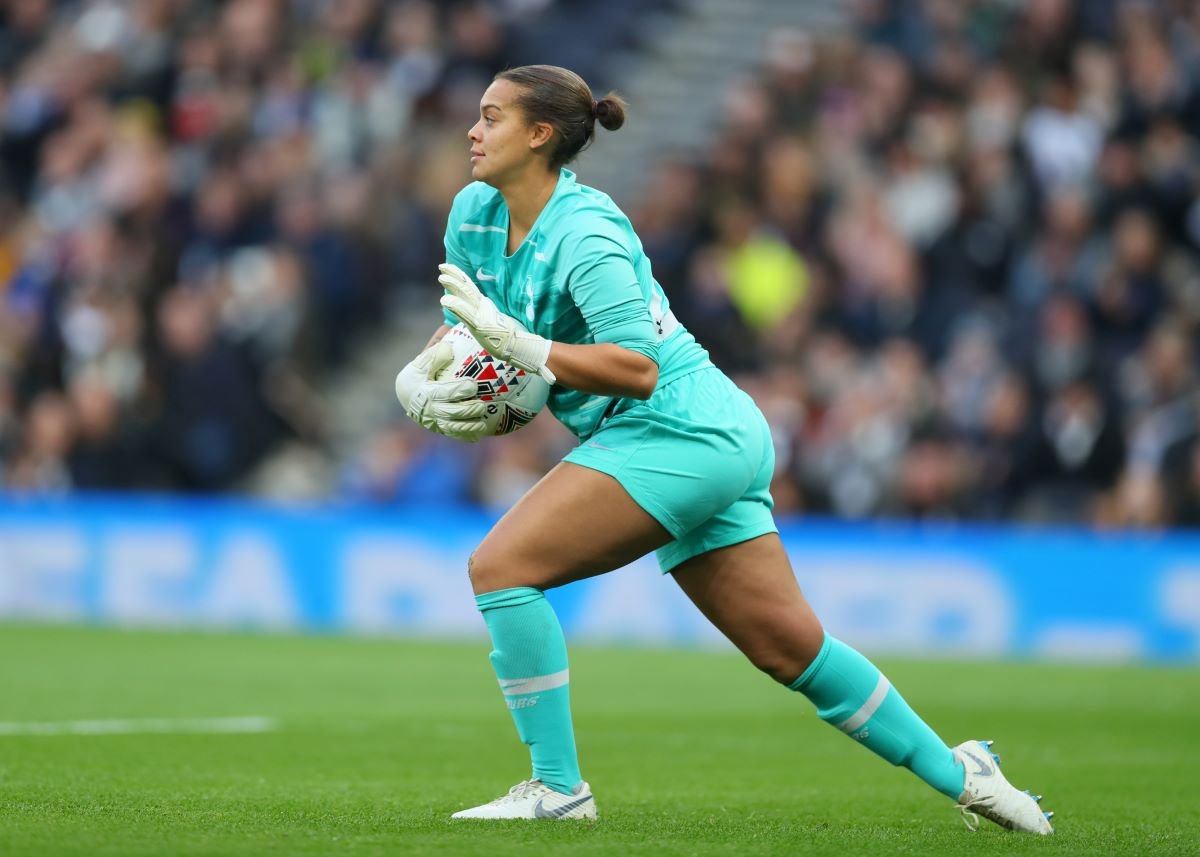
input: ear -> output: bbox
[527,121,554,153]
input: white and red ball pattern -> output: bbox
[436,322,550,436]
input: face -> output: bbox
[467,79,552,185]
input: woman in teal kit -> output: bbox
[394,65,1053,832]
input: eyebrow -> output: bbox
[480,103,503,113]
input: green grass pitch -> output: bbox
[1,624,1196,856]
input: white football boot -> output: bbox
[450,779,597,820]
[953,740,1054,834]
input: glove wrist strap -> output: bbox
[512,334,555,384]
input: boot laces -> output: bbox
[959,803,982,832]
[489,779,546,806]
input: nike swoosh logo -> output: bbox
[533,793,593,819]
[963,749,994,777]
[476,267,497,281]
[587,441,616,451]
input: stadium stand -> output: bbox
[2,0,1199,529]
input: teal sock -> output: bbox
[789,634,965,799]
[475,587,581,795]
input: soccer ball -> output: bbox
[435,322,550,435]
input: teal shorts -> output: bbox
[564,367,777,573]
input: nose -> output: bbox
[468,121,482,143]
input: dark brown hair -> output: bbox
[496,65,626,168]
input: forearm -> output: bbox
[437,265,659,396]
[545,342,658,400]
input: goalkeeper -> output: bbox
[394,65,1054,833]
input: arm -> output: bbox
[439,239,664,399]
[553,236,661,400]
[544,342,658,400]
[436,300,656,398]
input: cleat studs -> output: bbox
[982,740,994,747]
[1045,811,1054,820]
[1035,795,1043,803]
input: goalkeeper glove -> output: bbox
[437,263,557,384]
[394,340,489,442]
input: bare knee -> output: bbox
[742,626,827,686]
[466,548,501,595]
[467,544,540,595]
[745,648,811,685]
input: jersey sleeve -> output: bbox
[564,229,660,364]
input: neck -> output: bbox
[498,165,560,234]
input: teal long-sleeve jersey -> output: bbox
[442,169,713,440]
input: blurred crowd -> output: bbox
[3,1,1200,530]
[0,0,657,492]
[645,0,1200,528]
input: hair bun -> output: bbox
[593,93,626,132]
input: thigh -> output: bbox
[656,399,777,572]
[469,461,672,594]
[670,533,826,684]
